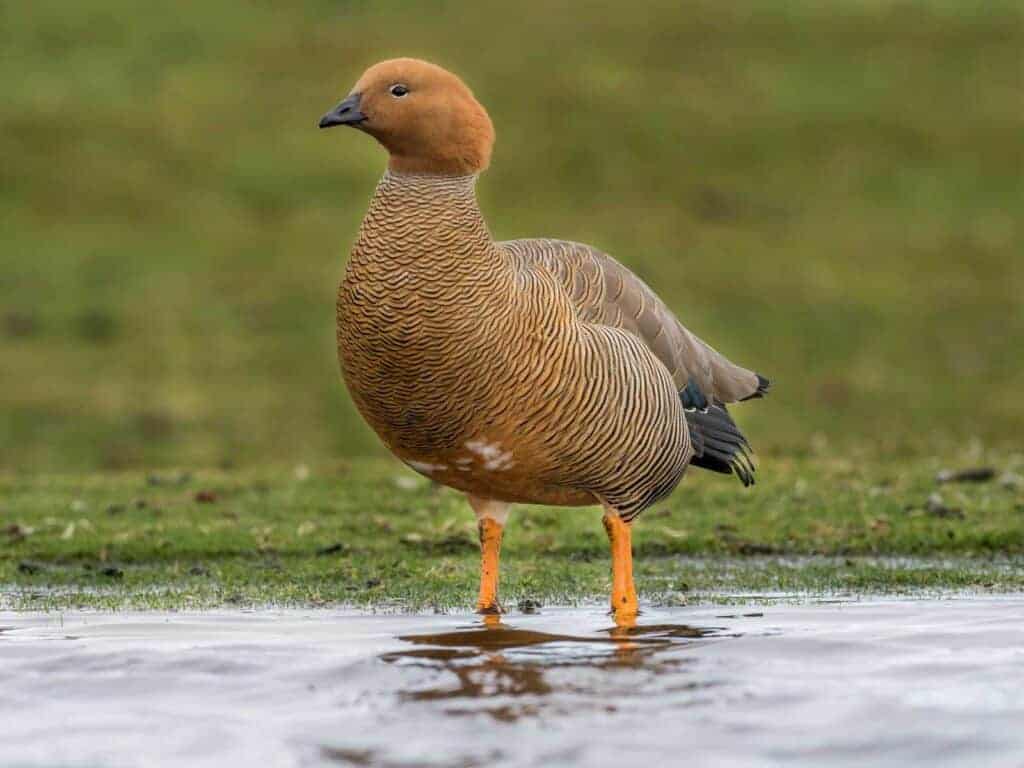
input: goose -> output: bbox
[319,58,770,618]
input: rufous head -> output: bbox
[319,58,494,176]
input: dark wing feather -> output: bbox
[684,404,756,486]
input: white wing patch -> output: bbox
[406,460,447,475]
[465,440,516,471]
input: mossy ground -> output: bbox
[3,455,1022,610]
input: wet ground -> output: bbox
[2,597,1023,767]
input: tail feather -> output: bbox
[684,403,756,487]
[739,373,771,402]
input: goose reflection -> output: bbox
[379,612,729,722]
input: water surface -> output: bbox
[2,597,1023,767]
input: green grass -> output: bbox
[2,2,1021,608]
[2,0,1022,470]
[3,456,1023,610]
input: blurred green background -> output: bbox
[2,0,1021,471]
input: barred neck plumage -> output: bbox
[351,170,500,276]
[380,169,479,197]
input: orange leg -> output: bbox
[476,517,505,613]
[602,510,639,619]
[468,496,510,614]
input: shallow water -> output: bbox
[2,597,1024,767]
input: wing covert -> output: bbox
[500,238,767,405]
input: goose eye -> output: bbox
[389,84,409,98]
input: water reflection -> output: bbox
[379,613,732,722]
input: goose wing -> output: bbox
[500,238,770,406]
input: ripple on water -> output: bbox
[2,600,1024,768]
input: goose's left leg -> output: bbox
[602,508,639,618]
[468,495,511,614]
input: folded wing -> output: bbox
[500,238,769,405]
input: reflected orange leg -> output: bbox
[476,517,505,614]
[602,511,639,620]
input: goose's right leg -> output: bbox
[602,508,639,620]
[468,495,511,614]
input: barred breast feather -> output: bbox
[337,172,763,521]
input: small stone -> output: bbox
[935,467,996,484]
[316,543,346,556]
[517,598,542,614]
